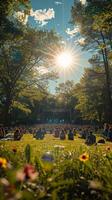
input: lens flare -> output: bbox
[56,51,73,69]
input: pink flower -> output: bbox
[16,164,38,182]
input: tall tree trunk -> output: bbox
[100,32,112,122]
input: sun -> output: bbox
[56,51,73,69]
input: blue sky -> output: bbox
[28,0,91,93]
[29,0,73,34]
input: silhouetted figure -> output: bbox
[14,129,21,141]
[79,129,88,139]
[36,128,44,140]
[60,129,66,140]
[103,123,109,137]
[0,128,5,139]
[107,127,112,142]
[68,129,74,140]
[54,128,60,138]
[85,132,96,145]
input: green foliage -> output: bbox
[71,0,112,122]
[25,144,31,163]
[74,67,106,122]
[0,0,60,125]
[35,157,46,177]
[13,101,31,114]
[0,25,59,125]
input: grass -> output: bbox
[0,134,112,158]
[0,134,112,200]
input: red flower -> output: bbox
[24,164,36,179]
[16,164,38,182]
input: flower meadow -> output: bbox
[0,134,112,200]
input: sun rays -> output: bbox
[36,39,88,82]
[55,51,73,69]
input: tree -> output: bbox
[0,27,59,125]
[0,0,62,125]
[71,0,112,121]
[74,66,107,123]
[0,0,30,44]
[56,81,78,123]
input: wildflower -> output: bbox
[0,157,7,168]
[79,153,89,162]
[106,146,111,151]
[24,164,38,181]
[12,148,17,153]
[16,164,38,182]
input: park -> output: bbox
[0,0,112,200]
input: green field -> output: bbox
[0,134,112,200]
[1,134,112,156]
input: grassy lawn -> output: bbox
[0,134,112,200]
[0,134,112,159]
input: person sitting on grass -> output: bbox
[60,129,66,140]
[0,127,5,139]
[85,132,96,145]
[14,129,21,141]
[79,129,88,139]
[54,128,60,138]
[103,123,109,137]
[36,128,44,140]
[68,129,74,140]
[107,127,112,142]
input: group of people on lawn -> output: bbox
[0,123,112,145]
[33,127,75,140]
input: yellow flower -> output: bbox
[79,153,89,162]
[0,157,7,169]
[106,146,111,151]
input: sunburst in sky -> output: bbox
[22,0,91,93]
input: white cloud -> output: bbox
[15,8,55,26]
[66,27,80,37]
[15,11,29,25]
[80,0,86,5]
[78,38,85,45]
[55,1,63,5]
[30,8,55,26]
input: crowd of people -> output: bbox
[0,127,25,141]
[0,123,112,145]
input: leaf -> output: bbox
[25,144,31,163]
